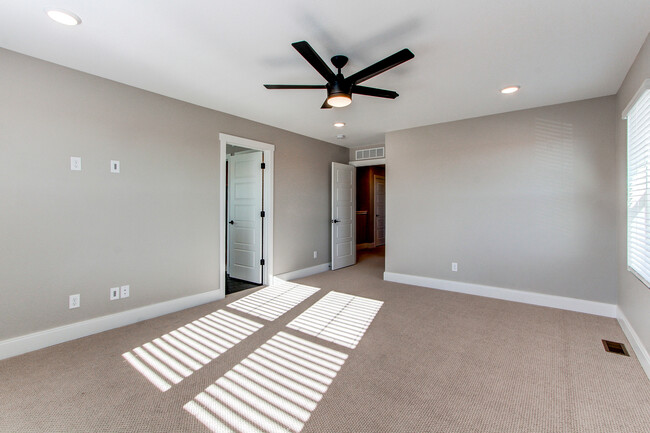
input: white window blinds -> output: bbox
[626,80,650,287]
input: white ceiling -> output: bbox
[0,1,649,148]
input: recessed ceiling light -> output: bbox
[334,122,346,128]
[336,134,346,139]
[501,85,520,94]
[46,9,82,26]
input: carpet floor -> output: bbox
[1,247,649,433]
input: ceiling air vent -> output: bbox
[355,147,385,161]
[602,340,629,356]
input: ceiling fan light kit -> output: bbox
[265,41,414,109]
[327,95,352,107]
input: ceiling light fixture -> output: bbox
[326,80,352,108]
[45,9,82,26]
[501,85,520,94]
[327,93,352,108]
[336,134,346,139]
[334,122,346,128]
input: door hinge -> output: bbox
[260,258,265,266]
[261,162,266,169]
[260,210,265,218]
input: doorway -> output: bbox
[219,134,274,297]
[355,165,385,250]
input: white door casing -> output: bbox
[331,162,356,270]
[228,152,263,284]
[219,133,274,297]
[374,175,385,247]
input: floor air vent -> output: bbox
[602,340,629,356]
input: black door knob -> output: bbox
[229,220,235,225]
[331,219,340,223]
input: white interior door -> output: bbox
[374,175,385,247]
[331,162,356,270]
[228,151,263,284]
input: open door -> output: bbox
[331,162,356,270]
[228,151,263,284]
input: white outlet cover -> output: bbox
[110,160,120,173]
[110,287,120,300]
[69,294,80,309]
[70,157,81,171]
[452,262,458,272]
[120,285,130,298]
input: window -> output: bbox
[624,79,650,287]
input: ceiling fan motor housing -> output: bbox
[327,79,352,98]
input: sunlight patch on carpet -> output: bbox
[183,331,347,433]
[286,291,383,349]
[227,281,320,321]
[122,310,263,392]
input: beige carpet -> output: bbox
[1,247,649,433]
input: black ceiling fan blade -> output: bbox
[320,99,333,109]
[352,85,399,99]
[347,48,414,85]
[264,84,327,89]
[292,41,337,83]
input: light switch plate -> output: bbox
[120,285,130,298]
[70,157,81,171]
[110,160,120,173]
[110,287,120,300]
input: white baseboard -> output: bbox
[383,272,617,318]
[274,263,331,283]
[0,290,222,361]
[617,307,650,380]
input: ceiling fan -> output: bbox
[264,41,414,109]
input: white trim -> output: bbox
[220,133,275,151]
[383,272,617,317]
[0,291,220,361]
[373,174,385,247]
[219,134,274,293]
[622,78,650,119]
[349,158,385,167]
[273,263,331,283]
[617,307,650,380]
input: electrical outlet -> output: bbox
[313,251,317,259]
[70,157,81,171]
[69,294,80,309]
[110,287,120,300]
[120,285,130,298]
[452,262,458,272]
[110,160,120,173]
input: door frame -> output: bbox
[373,174,385,247]
[219,133,274,295]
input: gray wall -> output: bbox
[385,96,617,303]
[0,48,347,340]
[616,33,650,352]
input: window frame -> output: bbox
[623,78,650,288]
